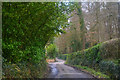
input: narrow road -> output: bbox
[48,58,97,79]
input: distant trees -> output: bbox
[55,2,119,54]
[77,2,86,49]
[83,2,118,43]
[46,44,58,59]
[118,2,120,38]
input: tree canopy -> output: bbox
[2,2,75,63]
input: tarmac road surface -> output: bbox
[48,58,97,79]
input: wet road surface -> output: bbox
[48,58,97,78]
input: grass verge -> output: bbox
[65,62,110,79]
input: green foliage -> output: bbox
[100,38,120,59]
[2,2,74,63]
[70,39,82,52]
[57,54,68,60]
[99,60,120,79]
[46,44,58,59]
[2,62,48,78]
[65,38,120,79]
[67,64,110,78]
[66,43,101,67]
[2,2,75,78]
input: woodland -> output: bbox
[2,2,120,79]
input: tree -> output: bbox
[76,2,86,50]
[2,2,75,63]
[46,44,58,59]
[118,2,120,38]
[55,2,119,55]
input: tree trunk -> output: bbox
[118,2,120,38]
[77,2,86,50]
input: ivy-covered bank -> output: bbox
[2,61,48,78]
[58,38,120,79]
[2,2,74,78]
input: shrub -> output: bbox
[67,43,102,68]
[100,38,120,59]
[66,38,120,79]
[99,60,120,79]
[57,53,68,60]
[46,44,58,59]
[2,61,47,78]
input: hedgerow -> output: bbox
[2,2,75,78]
[59,38,120,79]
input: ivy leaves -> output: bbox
[2,2,75,63]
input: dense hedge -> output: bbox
[100,38,120,59]
[59,38,120,79]
[57,54,68,60]
[2,2,75,78]
[2,62,48,78]
[67,44,101,68]
[99,60,120,79]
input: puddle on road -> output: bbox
[48,64,58,78]
[50,64,58,75]
[47,59,96,78]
